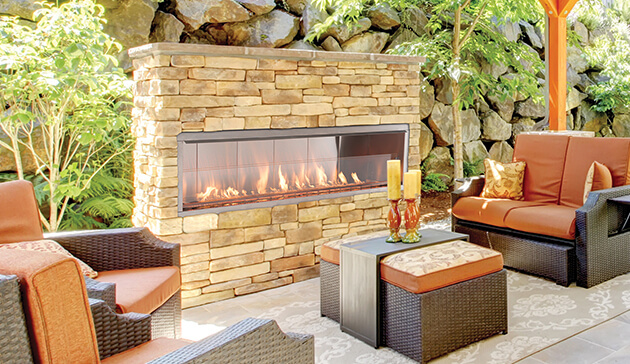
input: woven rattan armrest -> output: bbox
[85,277,116,310]
[0,275,34,364]
[44,227,180,272]
[451,176,485,206]
[89,298,152,359]
[576,184,630,287]
[148,318,314,364]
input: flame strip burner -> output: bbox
[183,181,386,211]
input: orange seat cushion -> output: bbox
[321,240,343,265]
[452,197,546,228]
[560,137,630,208]
[380,240,503,294]
[0,180,44,245]
[102,337,191,364]
[0,250,100,363]
[96,266,181,314]
[504,204,576,240]
[512,134,570,203]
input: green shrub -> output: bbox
[422,173,450,192]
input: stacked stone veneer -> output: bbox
[129,43,424,308]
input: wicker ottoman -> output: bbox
[320,240,342,322]
[380,240,507,363]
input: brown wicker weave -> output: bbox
[0,274,34,364]
[45,227,182,339]
[381,269,507,363]
[320,260,340,322]
[452,177,630,288]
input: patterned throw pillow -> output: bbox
[583,161,613,203]
[0,239,98,278]
[481,158,526,200]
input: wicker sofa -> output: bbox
[0,180,181,343]
[452,134,630,288]
[0,250,314,363]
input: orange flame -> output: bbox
[279,166,288,191]
[316,165,328,186]
[257,167,269,194]
[338,172,347,184]
[351,173,362,184]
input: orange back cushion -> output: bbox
[0,250,100,364]
[512,134,571,203]
[0,180,44,244]
[560,137,630,208]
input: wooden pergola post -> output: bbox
[537,0,581,131]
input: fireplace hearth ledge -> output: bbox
[129,43,425,309]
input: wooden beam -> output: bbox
[547,15,567,131]
[538,0,558,16]
[559,0,581,16]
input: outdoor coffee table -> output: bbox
[339,228,468,348]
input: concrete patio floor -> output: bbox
[182,276,630,364]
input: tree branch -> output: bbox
[460,0,489,47]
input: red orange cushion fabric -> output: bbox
[504,204,576,240]
[452,197,546,228]
[0,180,44,245]
[321,240,343,265]
[380,240,503,294]
[512,134,570,203]
[95,266,180,314]
[0,239,98,278]
[583,161,613,204]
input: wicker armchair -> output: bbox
[0,251,314,363]
[0,180,181,345]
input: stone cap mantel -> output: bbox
[128,43,426,65]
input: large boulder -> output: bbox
[284,0,307,16]
[489,141,514,164]
[302,3,328,37]
[481,59,508,80]
[515,97,546,119]
[567,45,589,73]
[341,32,389,53]
[487,93,514,122]
[418,80,435,120]
[428,102,481,146]
[418,122,434,161]
[150,11,185,43]
[175,0,250,29]
[463,141,489,166]
[482,111,511,141]
[520,21,543,49]
[613,113,630,137]
[406,6,429,35]
[236,0,275,15]
[385,27,419,53]
[511,118,536,141]
[325,17,371,44]
[0,0,42,21]
[226,10,300,48]
[576,73,595,93]
[424,147,453,181]
[105,0,158,48]
[574,21,589,45]
[284,40,320,50]
[579,101,607,133]
[321,36,342,52]
[567,65,581,88]
[435,78,453,105]
[566,87,587,111]
[367,3,400,30]
[494,18,521,42]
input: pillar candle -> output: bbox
[403,172,417,199]
[411,169,422,197]
[387,160,401,199]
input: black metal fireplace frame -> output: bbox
[177,124,409,216]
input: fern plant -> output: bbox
[463,159,484,178]
[422,172,450,192]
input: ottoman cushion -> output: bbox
[380,240,503,294]
[321,240,344,265]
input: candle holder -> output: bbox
[402,197,421,243]
[386,198,402,243]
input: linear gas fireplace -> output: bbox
[178,125,409,215]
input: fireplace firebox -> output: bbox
[178,125,409,215]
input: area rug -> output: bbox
[266,272,630,363]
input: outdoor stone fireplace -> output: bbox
[129,43,424,308]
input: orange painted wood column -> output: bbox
[537,0,581,131]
